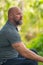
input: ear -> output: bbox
[10,13,13,18]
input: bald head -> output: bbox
[8,7,22,26]
[8,7,22,17]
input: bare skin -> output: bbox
[8,7,22,27]
[8,7,43,62]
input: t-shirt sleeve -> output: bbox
[5,30,22,44]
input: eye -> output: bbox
[17,12,22,15]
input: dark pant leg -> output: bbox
[2,58,38,65]
[2,49,38,65]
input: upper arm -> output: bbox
[6,29,22,44]
[12,42,27,56]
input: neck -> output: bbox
[8,19,17,27]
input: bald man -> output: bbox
[0,7,43,65]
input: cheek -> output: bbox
[16,15,20,20]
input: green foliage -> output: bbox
[26,34,43,50]
[38,62,43,65]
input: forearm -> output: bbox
[22,49,43,62]
[12,42,43,62]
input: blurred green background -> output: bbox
[0,0,43,65]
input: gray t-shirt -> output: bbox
[0,21,21,64]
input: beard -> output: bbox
[15,20,22,26]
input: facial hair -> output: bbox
[14,20,22,26]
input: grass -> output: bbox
[38,62,43,65]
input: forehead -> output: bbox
[13,8,22,14]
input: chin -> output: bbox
[19,22,23,25]
[17,21,22,25]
